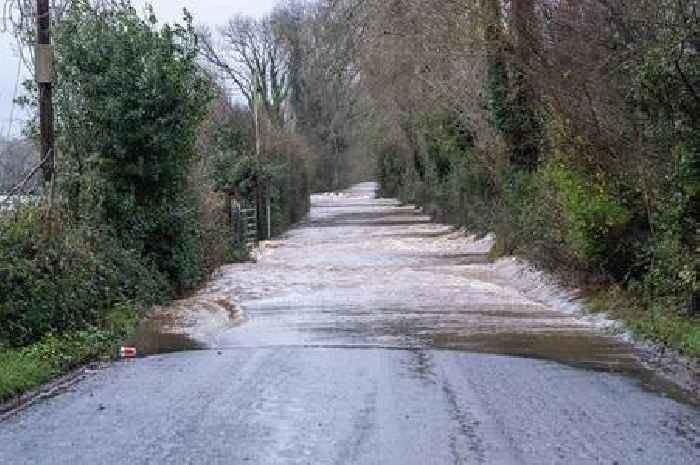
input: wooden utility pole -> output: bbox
[266,180,271,240]
[36,0,55,185]
[693,150,699,314]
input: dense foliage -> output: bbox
[334,0,699,347]
[204,107,311,238]
[0,208,168,346]
[1,1,234,350]
[1,0,697,381]
[52,1,214,290]
[0,0,321,401]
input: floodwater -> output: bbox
[141,182,697,404]
[127,292,242,355]
[3,182,699,465]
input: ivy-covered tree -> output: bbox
[51,0,213,290]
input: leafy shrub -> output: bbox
[48,0,212,290]
[634,145,697,307]
[376,144,404,199]
[211,120,311,239]
[542,162,631,264]
[0,207,168,347]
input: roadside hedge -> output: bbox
[0,207,169,347]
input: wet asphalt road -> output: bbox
[1,182,699,464]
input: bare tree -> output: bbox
[200,14,290,158]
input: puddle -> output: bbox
[431,331,634,369]
[124,295,243,356]
[127,320,204,356]
[430,331,698,406]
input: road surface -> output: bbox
[1,182,698,464]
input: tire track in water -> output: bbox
[334,382,378,465]
[441,375,487,465]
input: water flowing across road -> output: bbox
[1,182,698,465]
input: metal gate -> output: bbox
[231,198,258,251]
[240,201,258,250]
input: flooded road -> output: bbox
[173,182,690,387]
[1,182,698,464]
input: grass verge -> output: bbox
[0,304,139,404]
[587,287,700,357]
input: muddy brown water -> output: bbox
[127,320,204,355]
[136,182,698,405]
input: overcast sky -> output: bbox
[0,0,276,138]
